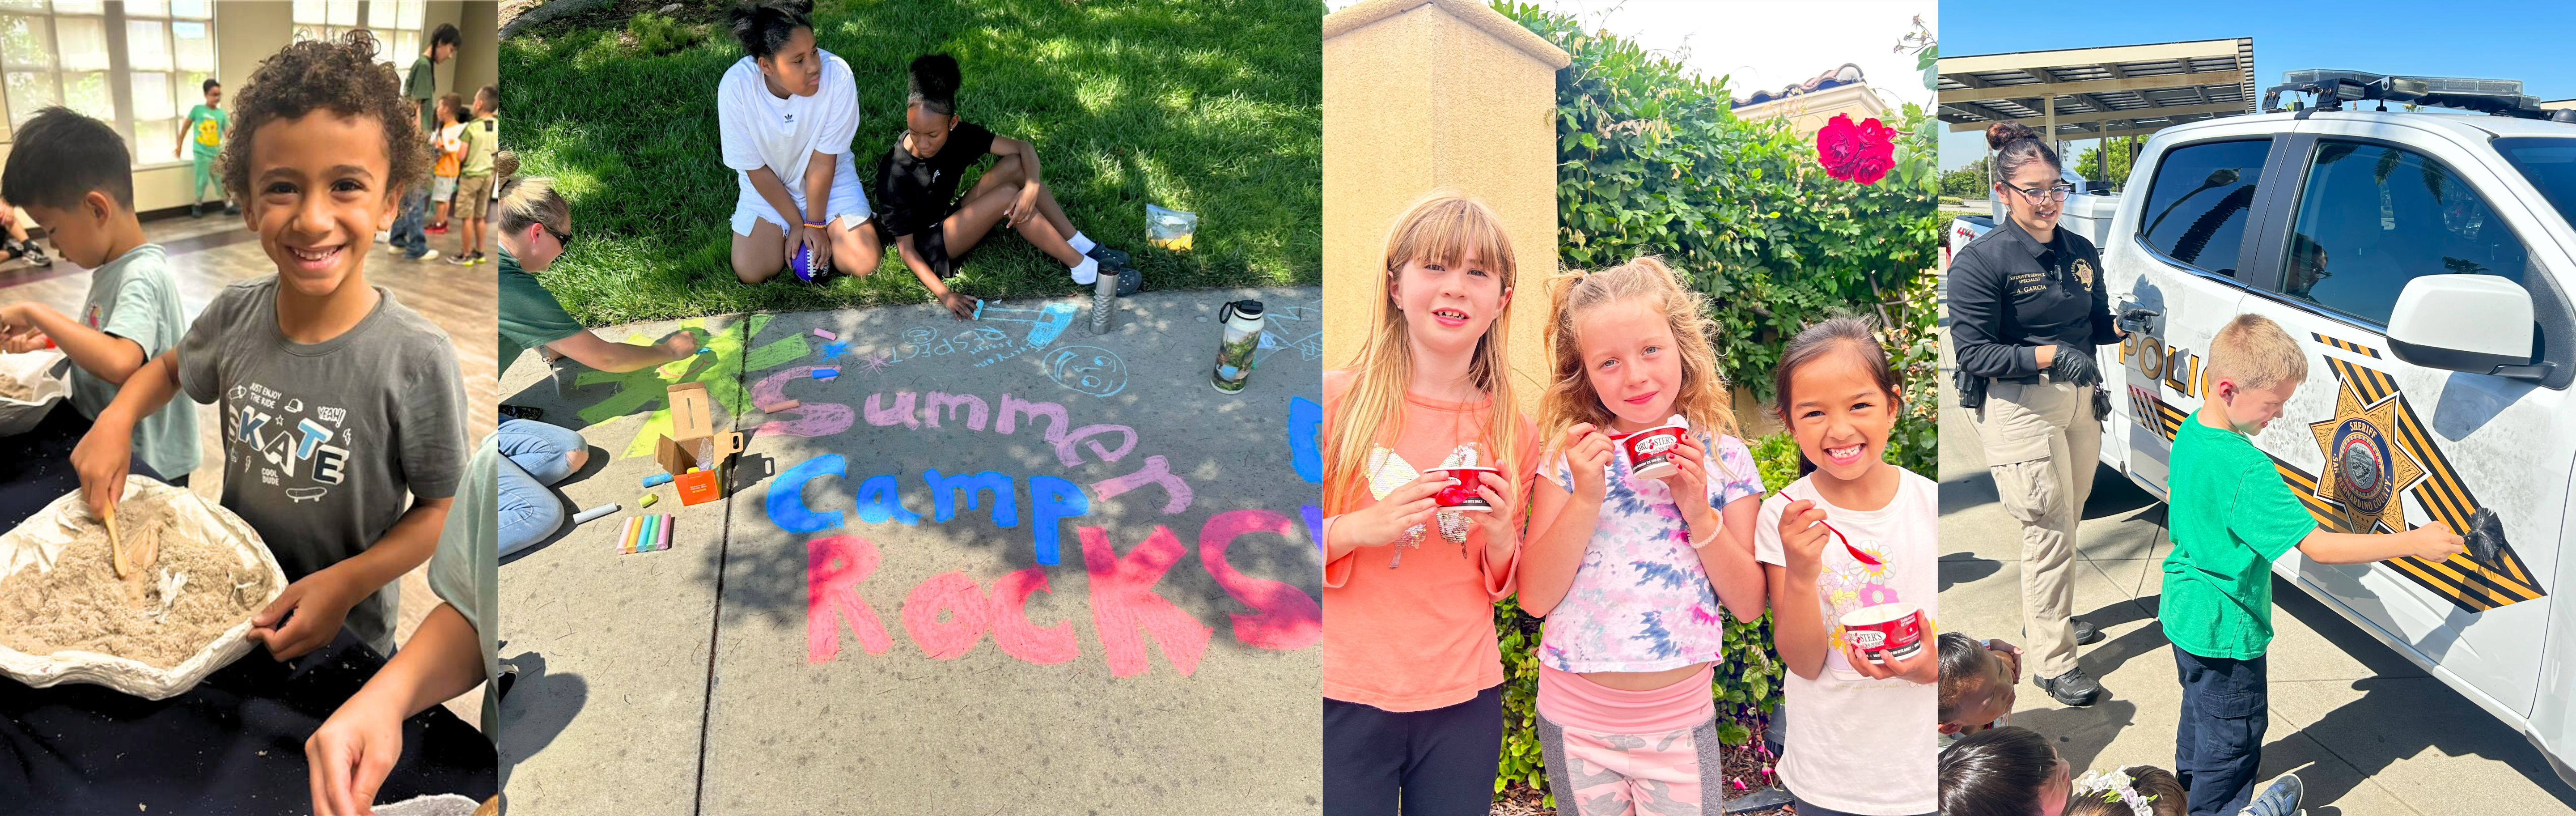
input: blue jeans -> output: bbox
[2174,648,2269,816]
[389,187,431,258]
[498,417,586,557]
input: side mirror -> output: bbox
[2386,274,2551,379]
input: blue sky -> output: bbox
[1939,0,2576,169]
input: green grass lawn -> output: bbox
[502,0,1322,325]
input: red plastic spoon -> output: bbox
[1820,520,1881,566]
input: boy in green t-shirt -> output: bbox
[446,85,497,267]
[177,78,233,218]
[2161,313,2463,816]
[0,108,201,490]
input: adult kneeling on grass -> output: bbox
[495,157,698,555]
[719,0,881,285]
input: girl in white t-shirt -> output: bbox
[717,0,880,285]
[1755,316,1938,816]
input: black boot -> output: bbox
[190,202,203,218]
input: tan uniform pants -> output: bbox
[1970,377,2098,680]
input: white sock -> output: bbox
[1070,256,1100,285]
[1068,231,1096,255]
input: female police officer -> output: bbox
[1950,120,2127,707]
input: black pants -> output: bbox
[1322,685,1503,816]
[2174,648,2268,816]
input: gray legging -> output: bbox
[1537,714,1725,816]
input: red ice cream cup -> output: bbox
[1840,602,1924,665]
[1429,466,1500,512]
[1617,424,1688,480]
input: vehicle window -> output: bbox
[2140,139,2271,277]
[2498,137,2576,232]
[2281,140,2528,327]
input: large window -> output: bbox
[294,0,423,72]
[0,0,215,167]
[2279,140,2529,327]
[2138,139,2271,279]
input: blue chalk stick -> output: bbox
[642,473,673,487]
[812,367,839,378]
[696,348,712,355]
[973,299,985,320]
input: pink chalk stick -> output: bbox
[758,399,802,413]
[813,328,838,340]
[657,514,673,551]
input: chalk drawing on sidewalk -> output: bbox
[881,302,1082,371]
[1256,302,1322,365]
[575,314,810,459]
[1044,346,1129,397]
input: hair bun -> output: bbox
[1985,120,2040,150]
[492,150,520,179]
[908,54,960,102]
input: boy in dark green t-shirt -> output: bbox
[2162,314,2463,816]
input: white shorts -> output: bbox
[432,175,458,203]
[731,150,873,237]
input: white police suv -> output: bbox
[2095,71,2576,785]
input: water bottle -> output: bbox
[1090,266,1117,334]
[1210,300,1264,394]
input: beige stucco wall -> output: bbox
[0,0,498,219]
[1322,0,1566,414]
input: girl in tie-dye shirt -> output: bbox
[1519,257,1771,816]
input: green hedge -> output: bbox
[1488,3,1941,803]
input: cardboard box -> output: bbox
[655,382,745,493]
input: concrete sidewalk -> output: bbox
[1936,328,2576,815]
[495,289,1322,815]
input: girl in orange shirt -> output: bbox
[1321,189,1538,815]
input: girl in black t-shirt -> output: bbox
[872,55,1138,320]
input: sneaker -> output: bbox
[223,202,239,216]
[189,203,203,218]
[1113,260,1142,297]
[2240,773,2303,816]
[387,243,407,256]
[2034,667,2106,706]
[449,251,482,266]
[2075,618,2104,646]
[1085,244,1132,268]
[375,230,391,244]
[22,246,48,267]
[426,224,448,234]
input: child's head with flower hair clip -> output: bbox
[2062,765,2186,816]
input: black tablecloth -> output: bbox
[0,401,164,532]
[0,629,498,815]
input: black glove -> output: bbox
[2049,344,2100,386]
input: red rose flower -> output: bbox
[1816,114,1897,185]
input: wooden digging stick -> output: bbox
[106,510,127,579]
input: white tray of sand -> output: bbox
[0,348,71,436]
[0,476,285,699]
